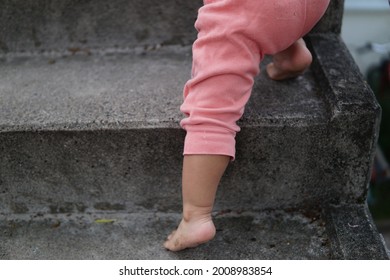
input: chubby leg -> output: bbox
[266,38,313,80]
[164,0,329,252]
[164,155,230,251]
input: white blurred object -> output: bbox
[345,0,389,11]
[370,42,390,54]
[357,42,390,55]
[342,0,390,75]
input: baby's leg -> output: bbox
[164,0,330,252]
[266,38,312,80]
[164,0,261,251]
[164,155,230,251]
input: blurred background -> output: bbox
[341,0,390,247]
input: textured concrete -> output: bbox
[0,46,190,132]
[0,0,344,55]
[1,206,387,260]
[0,0,201,54]
[0,46,329,216]
[0,36,380,215]
[1,0,387,260]
[0,46,327,131]
[324,204,389,259]
[0,210,331,260]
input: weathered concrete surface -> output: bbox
[0,46,327,131]
[0,40,379,214]
[0,46,190,132]
[1,206,387,260]
[0,0,343,54]
[324,204,389,259]
[0,0,387,260]
[0,46,326,215]
[0,210,331,260]
[0,0,201,54]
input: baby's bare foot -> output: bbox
[266,38,312,80]
[164,218,216,251]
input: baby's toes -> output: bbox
[164,236,181,251]
[166,230,177,241]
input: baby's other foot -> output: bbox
[266,38,312,80]
[164,218,216,251]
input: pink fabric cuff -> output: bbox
[183,127,236,160]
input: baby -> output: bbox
[164,0,330,251]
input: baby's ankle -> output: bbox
[182,206,213,223]
[164,212,216,251]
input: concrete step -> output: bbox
[0,205,387,260]
[0,0,200,54]
[0,35,379,215]
[0,0,342,55]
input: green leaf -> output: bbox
[94,219,116,224]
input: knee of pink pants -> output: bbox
[181,0,330,159]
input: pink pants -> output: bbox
[180,0,330,159]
